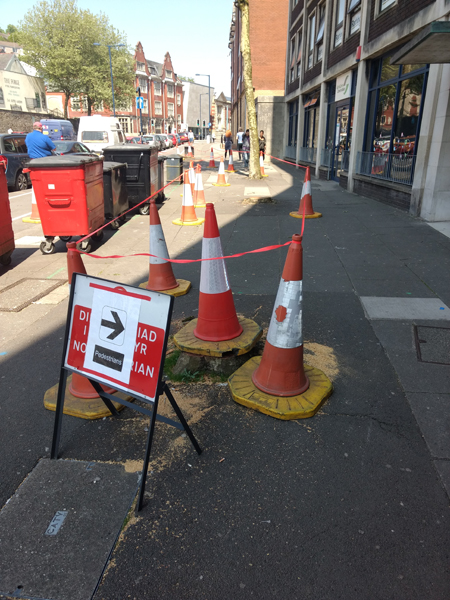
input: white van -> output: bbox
[77,116,125,153]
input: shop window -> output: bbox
[288,100,298,147]
[334,0,345,47]
[303,95,320,149]
[380,56,399,82]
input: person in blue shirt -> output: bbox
[25,122,56,158]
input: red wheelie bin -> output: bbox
[0,161,14,266]
[25,155,105,254]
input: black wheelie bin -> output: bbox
[165,155,183,186]
[102,162,129,228]
[103,145,158,215]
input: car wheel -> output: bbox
[15,171,28,191]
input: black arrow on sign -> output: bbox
[101,311,125,340]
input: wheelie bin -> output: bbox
[103,161,129,229]
[0,161,14,266]
[157,155,166,202]
[25,155,105,254]
[103,145,158,215]
[165,156,183,186]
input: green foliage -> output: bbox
[17,0,134,117]
[178,75,194,83]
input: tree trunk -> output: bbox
[63,93,70,119]
[239,0,262,180]
[87,97,92,117]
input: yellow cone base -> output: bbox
[139,278,191,297]
[225,170,235,173]
[260,174,269,178]
[228,356,333,420]
[44,374,127,420]
[290,211,322,219]
[172,217,205,226]
[22,216,41,224]
[174,317,262,358]
[194,202,207,208]
[213,182,231,187]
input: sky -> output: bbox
[2,0,233,96]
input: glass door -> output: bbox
[331,105,349,181]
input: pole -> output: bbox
[199,93,201,140]
[208,75,210,135]
[108,45,116,118]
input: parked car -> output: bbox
[77,116,125,153]
[41,119,76,141]
[0,133,30,191]
[167,133,178,146]
[53,141,98,156]
[174,134,181,145]
[127,135,160,151]
[179,131,188,143]
[159,134,173,148]
[155,134,170,149]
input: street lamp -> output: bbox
[200,93,209,140]
[93,42,125,117]
[195,73,211,132]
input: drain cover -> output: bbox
[414,325,450,365]
[0,279,66,312]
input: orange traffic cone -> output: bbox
[260,152,268,177]
[172,171,205,226]
[209,147,216,168]
[189,161,195,195]
[213,156,230,187]
[193,164,207,208]
[252,234,309,396]
[290,167,322,219]
[226,151,235,173]
[193,203,243,341]
[187,144,194,158]
[22,186,41,224]
[67,241,86,284]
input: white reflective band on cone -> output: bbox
[183,183,194,206]
[266,279,302,348]
[149,224,169,264]
[218,162,225,174]
[196,174,204,190]
[199,237,230,294]
[31,187,37,204]
[302,179,311,197]
[260,155,264,166]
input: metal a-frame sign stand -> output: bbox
[51,273,202,512]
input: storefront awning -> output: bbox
[304,98,318,108]
[391,21,450,65]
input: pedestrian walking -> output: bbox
[25,121,56,159]
[224,130,233,159]
[259,130,266,161]
[242,129,250,168]
[237,127,244,159]
[220,134,224,148]
[188,129,194,144]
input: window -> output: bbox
[143,99,148,112]
[380,0,396,11]
[334,0,345,47]
[168,102,174,117]
[41,93,46,109]
[303,94,320,149]
[136,61,145,72]
[139,77,147,93]
[296,32,302,78]
[155,101,162,114]
[154,81,161,95]
[177,93,181,106]
[118,118,129,133]
[167,83,174,98]
[34,93,41,109]
[292,0,298,6]
[177,115,181,125]
[308,14,315,69]
[288,100,298,147]
[150,66,157,75]
[166,69,172,78]
[290,37,296,82]
[316,4,325,62]
[71,97,81,111]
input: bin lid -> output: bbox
[26,155,103,168]
[103,145,155,154]
[103,161,127,172]
[166,156,183,164]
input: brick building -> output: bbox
[229,0,289,159]
[284,0,450,221]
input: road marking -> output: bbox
[12,212,31,221]
[9,191,32,198]
[47,267,66,279]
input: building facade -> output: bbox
[182,81,215,138]
[284,0,450,221]
[229,0,290,159]
[213,92,232,141]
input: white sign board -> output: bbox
[335,71,352,102]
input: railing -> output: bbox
[341,150,350,172]
[356,151,416,185]
[298,146,317,163]
[285,145,297,161]
[320,149,332,168]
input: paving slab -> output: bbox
[360,297,450,320]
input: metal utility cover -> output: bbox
[0,459,138,600]
[414,325,450,365]
[0,279,66,312]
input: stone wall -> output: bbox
[0,109,52,134]
[255,96,286,161]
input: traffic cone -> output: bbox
[213,157,230,187]
[226,151,235,173]
[187,143,194,158]
[260,152,268,177]
[252,234,308,396]
[67,241,86,285]
[189,161,195,195]
[209,148,216,168]
[193,203,243,341]
[140,200,191,296]
[22,186,41,224]
[193,164,207,208]
[172,170,205,226]
[290,167,322,219]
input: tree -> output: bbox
[178,76,194,83]
[235,0,262,180]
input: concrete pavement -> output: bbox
[1,141,450,599]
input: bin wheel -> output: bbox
[92,230,104,242]
[76,240,92,253]
[0,251,12,266]
[40,241,56,255]
[59,236,72,242]
[119,214,127,225]
[139,204,150,215]
[109,219,120,230]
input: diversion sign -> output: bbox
[64,274,172,402]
